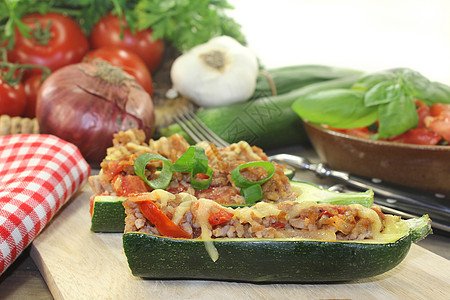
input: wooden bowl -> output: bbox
[303,121,450,196]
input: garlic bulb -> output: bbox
[170,36,259,107]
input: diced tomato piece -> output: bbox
[139,201,191,238]
[429,103,450,117]
[101,160,124,181]
[208,209,234,226]
[426,114,450,141]
[424,104,450,141]
[113,175,148,196]
[327,126,374,139]
[416,105,430,128]
[389,128,442,145]
[343,127,374,139]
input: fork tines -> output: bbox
[174,111,230,148]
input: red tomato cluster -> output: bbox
[330,100,450,146]
[1,12,164,118]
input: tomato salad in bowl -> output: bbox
[328,101,450,146]
[292,68,450,194]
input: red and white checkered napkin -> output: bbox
[0,134,90,275]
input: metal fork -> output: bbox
[173,111,230,148]
[173,111,450,232]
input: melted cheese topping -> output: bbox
[349,204,382,238]
[233,202,281,222]
[194,198,219,261]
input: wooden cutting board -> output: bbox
[30,185,450,300]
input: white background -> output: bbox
[228,0,450,84]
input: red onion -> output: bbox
[36,61,155,165]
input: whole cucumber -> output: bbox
[161,76,360,149]
[252,65,362,98]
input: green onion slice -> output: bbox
[134,153,173,190]
[231,161,275,204]
[191,164,213,190]
[172,146,213,190]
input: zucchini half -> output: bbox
[122,215,431,282]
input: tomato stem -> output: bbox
[0,48,51,86]
[30,19,53,46]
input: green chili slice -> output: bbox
[231,161,276,204]
[134,153,173,190]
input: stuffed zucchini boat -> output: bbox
[88,129,373,232]
[89,129,298,232]
[122,189,431,282]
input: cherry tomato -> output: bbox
[0,76,26,116]
[84,47,153,96]
[23,74,43,118]
[89,13,165,73]
[8,12,89,77]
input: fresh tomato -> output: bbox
[23,74,43,118]
[388,128,442,145]
[425,103,450,141]
[139,201,191,238]
[208,208,234,226]
[89,13,165,73]
[8,12,89,77]
[84,47,153,96]
[0,76,26,116]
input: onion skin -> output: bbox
[36,61,155,165]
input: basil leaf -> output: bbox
[376,92,418,139]
[351,71,396,92]
[292,89,378,128]
[416,81,450,105]
[364,80,403,107]
[399,68,431,98]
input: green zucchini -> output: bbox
[160,75,361,149]
[90,195,127,232]
[122,215,431,282]
[291,181,374,207]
